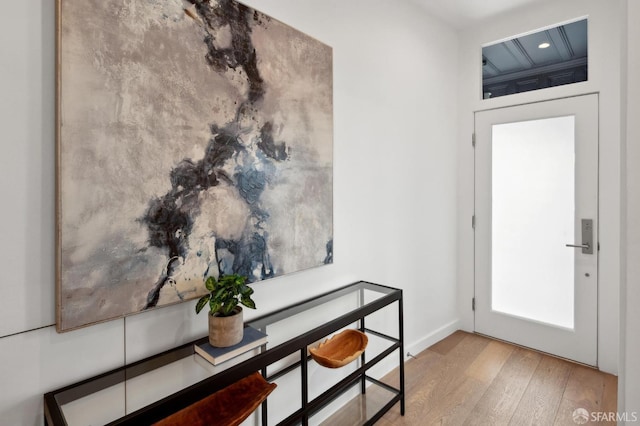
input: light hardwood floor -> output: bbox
[325,331,617,425]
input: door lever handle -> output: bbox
[565,243,590,249]
[567,219,594,254]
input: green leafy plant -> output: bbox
[195,274,256,317]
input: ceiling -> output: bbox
[407,0,588,98]
[407,0,552,29]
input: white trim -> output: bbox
[405,319,461,360]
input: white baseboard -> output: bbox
[405,319,460,360]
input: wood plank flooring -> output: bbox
[323,331,617,425]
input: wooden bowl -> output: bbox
[309,329,368,368]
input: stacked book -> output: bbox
[194,326,268,365]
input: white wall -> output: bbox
[456,0,623,374]
[622,0,640,417]
[0,1,459,424]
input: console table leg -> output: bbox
[399,296,406,415]
[301,347,309,426]
[261,366,269,425]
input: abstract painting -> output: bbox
[56,0,333,331]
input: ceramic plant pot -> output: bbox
[209,306,243,347]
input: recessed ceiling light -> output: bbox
[538,42,551,49]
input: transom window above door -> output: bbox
[482,18,588,99]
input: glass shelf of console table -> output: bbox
[44,281,403,426]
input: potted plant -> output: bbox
[195,274,256,347]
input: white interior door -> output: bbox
[474,94,598,366]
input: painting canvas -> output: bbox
[56,0,333,331]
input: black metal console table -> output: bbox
[44,281,405,425]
